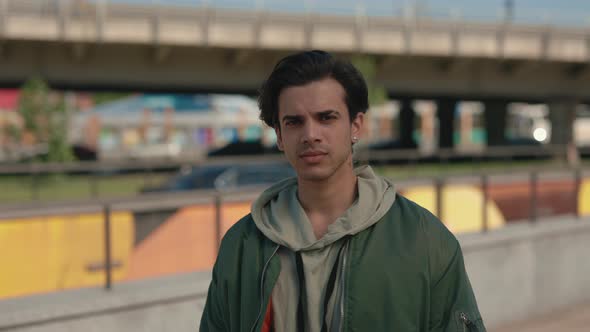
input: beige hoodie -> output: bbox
[251,166,397,331]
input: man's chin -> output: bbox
[296,167,332,182]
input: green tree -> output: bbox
[46,93,75,162]
[17,78,75,162]
[18,77,49,141]
[351,55,388,106]
[5,123,21,146]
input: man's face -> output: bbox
[276,77,363,182]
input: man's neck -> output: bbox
[297,164,358,239]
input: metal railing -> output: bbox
[0,145,584,205]
[396,167,587,223]
[0,163,588,291]
[0,154,285,203]
[355,143,570,164]
[1,0,581,30]
[0,144,571,175]
[0,144,575,204]
[2,0,589,47]
[5,0,590,27]
[0,186,261,289]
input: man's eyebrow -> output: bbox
[281,110,339,122]
[317,110,340,117]
[282,115,303,122]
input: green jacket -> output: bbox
[200,195,486,332]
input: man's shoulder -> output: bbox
[221,213,260,244]
[385,194,434,226]
[214,213,263,268]
[388,194,458,245]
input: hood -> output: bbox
[251,165,396,251]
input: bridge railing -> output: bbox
[3,0,590,26]
[3,0,590,32]
[2,0,588,63]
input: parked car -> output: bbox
[207,140,280,157]
[141,162,295,193]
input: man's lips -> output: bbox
[300,151,326,157]
[299,151,327,163]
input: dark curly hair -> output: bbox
[258,50,369,129]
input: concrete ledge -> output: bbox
[460,216,590,329]
[460,216,590,252]
[0,272,210,331]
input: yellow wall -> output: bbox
[2,178,587,299]
[0,212,134,298]
[403,185,505,234]
[579,179,590,216]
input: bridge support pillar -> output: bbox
[484,100,508,146]
[549,100,578,165]
[398,99,417,149]
[437,99,456,149]
[549,100,576,145]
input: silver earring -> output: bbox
[352,136,358,143]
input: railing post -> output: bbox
[151,2,160,45]
[103,203,112,290]
[572,167,582,219]
[96,0,106,42]
[435,177,443,219]
[0,0,7,37]
[214,194,222,253]
[481,173,488,232]
[200,0,210,46]
[57,0,67,39]
[143,161,154,189]
[31,164,40,201]
[529,171,538,223]
[354,1,366,52]
[90,171,99,198]
[304,11,314,49]
[253,8,263,48]
[89,164,99,198]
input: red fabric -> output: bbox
[0,89,19,111]
[261,297,273,332]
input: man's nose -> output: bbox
[301,121,321,144]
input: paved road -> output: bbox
[492,302,590,332]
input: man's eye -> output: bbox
[321,115,335,121]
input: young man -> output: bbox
[200,50,486,332]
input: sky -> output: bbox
[110,0,590,26]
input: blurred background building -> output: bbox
[1,0,590,163]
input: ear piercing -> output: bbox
[352,136,358,143]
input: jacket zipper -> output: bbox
[339,240,350,332]
[250,245,280,332]
[459,312,479,332]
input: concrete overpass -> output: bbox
[1,0,589,148]
[1,0,590,98]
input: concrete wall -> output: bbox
[0,217,589,331]
[463,216,590,329]
[0,272,210,332]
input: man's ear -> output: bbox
[351,112,364,141]
[275,126,284,151]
